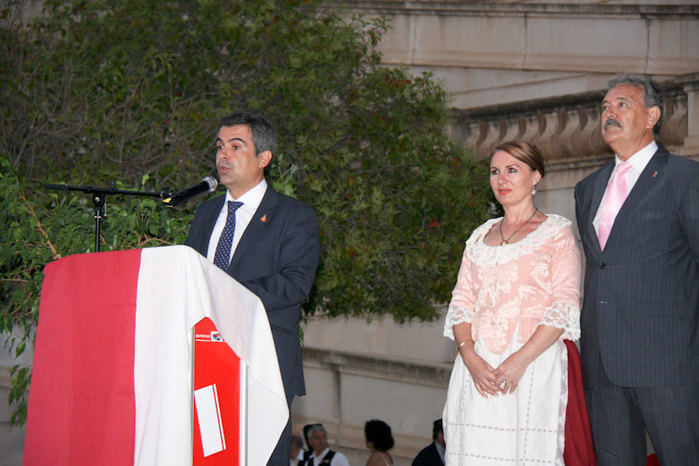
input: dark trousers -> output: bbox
[586,359,699,466]
[267,395,294,466]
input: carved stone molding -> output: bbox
[338,1,699,75]
[337,1,699,17]
[302,345,452,388]
[452,78,691,160]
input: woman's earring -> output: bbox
[531,185,537,196]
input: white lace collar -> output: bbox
[466,214,572,263]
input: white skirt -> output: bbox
[442,336,568,465]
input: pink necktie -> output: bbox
[597,161,632,250]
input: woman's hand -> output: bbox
[460,344,501,398]
[494,325,564,394]
[493,350,531,394]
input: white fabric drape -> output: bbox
[134,245,287,465]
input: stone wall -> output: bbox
[340,1,699,106]
[0,330,32,466]
[294,345,451,460]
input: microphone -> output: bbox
[163,176,217,206]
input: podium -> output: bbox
[24,246,288,466]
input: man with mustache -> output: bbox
[574,74,699,464]
[186,112,320,465]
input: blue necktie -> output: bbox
[213,201,244,270]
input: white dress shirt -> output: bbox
[311,448,350,466]
[593,140,657,234]
[206,179,267,264]
[435,441,446,464]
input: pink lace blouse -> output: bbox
[444,214,582,354]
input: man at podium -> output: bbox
[185,112,320,465]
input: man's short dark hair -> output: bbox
[607,73,663,136]
[432,418,443,441]
[216,112,278,174]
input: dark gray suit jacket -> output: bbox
[574,144,699,388]
[412,442,444,466]
[185,185,320,397]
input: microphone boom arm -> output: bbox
[44,183,188,252]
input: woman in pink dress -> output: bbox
[442,141,582,465]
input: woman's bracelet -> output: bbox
[457,340,467,349]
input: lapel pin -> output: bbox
[651,171,658,178]
[260,214,268,223]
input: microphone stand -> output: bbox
[44,183,172,253]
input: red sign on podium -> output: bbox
[193,318,243,466]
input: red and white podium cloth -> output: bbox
[24,246,287,466]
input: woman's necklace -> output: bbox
[499,208,538,246]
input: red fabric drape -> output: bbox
[563,339,597,466]
[24,250,142,465]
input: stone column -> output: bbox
[678,73,699,158]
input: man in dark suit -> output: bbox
[412,419,445,466]
[185,112,320,465]
[574,74,698,465]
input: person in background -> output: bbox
[299,423,350,466]
[290,433,305,466]
[412,419,445,466]
[365,419,395,465]
[303,424,314,453]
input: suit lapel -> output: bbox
[198,196,225,255]
[587,162,614,255]
[228,186,278,272]
[610,149,669,235]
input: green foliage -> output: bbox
[1,0,491,424]
[0,156,193,424]
[8,364,30,425]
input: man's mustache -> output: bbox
[603,118,622,130]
